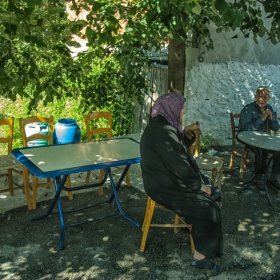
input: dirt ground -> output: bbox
[1,145,280,280]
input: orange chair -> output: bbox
[0,117,32,209]
[19,116,73,209]
[83,112,130,196]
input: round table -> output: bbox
[237,131,280,205]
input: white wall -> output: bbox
[184,29,280,147]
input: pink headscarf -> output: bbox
[151,92,186,133]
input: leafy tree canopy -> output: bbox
[1,0,279,109]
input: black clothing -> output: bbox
[140,116,222,257]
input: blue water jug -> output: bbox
[54,118,81,144]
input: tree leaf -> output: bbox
[184,3,195,15]
[192,3,201,15]
[214,0,230,15]
[232,10,243,28]
[223,8,235,22]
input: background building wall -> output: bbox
[184,28,280,146]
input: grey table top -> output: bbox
[12,137,141,177]
[237,131,280,151]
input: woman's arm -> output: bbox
[183,122,202,147]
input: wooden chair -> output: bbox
[0,117,32,209]
[229,112,251,178]
[190,126,224,191]
[83,112,131,196]
[140,196,195,252]
[239,145,252,179]
[229,113,242,169]
[19,116,73,209]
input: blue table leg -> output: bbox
[28,175,68,249]
[55,177,66,250]
[29,175,67,221]
[107,166,140,228]
[29,167,140,250]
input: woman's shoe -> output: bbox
[191,257,222,275]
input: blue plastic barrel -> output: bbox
[54,118,81,144]
[25,122,50,147]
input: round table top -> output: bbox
[237,131,280,152]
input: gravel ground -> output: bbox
[1,145,280,280]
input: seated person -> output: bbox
[239,86,280,188]
[140,92,222,275]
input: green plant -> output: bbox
[0,92,135,149]
[200,133,213,153]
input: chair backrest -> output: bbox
[230,113,241,144]
[83,112,112,141]
[19,116,54,147]
[0,117,14,154]
[231,112,277,135]
[189,121,200,156]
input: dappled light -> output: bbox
[1,142,280,278]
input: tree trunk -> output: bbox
[168,39,185,95]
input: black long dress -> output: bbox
[140,116,223,257]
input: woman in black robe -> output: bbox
[140,92,222,274]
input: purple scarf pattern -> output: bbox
[151,92,186,133]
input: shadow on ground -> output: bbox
[1,145,280,280]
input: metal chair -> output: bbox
[140,196,195,252]
[19,116,73,209]
[83,111,131,196]
[0,117,32,209]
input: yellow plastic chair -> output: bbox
[140,196,195,252]
[19,116,73,209]
[0,117,32,209]
[83,111,131,196]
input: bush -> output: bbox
[0,94,135,150]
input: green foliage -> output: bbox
[0,0,88,107]
[0,92,135,149]
[200,133,213,153]
[1,0,280,111]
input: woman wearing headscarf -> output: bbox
[140,92,222,274]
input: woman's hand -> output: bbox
[201,184,212,196]
[183,122,202,139]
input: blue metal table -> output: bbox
[12,137,141,249]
